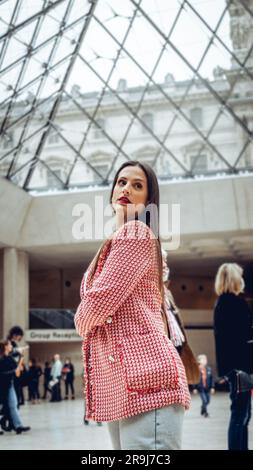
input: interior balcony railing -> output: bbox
[29,308,75,329]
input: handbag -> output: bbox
[180,342,200,385]
[235,370,253,394]
[48,378,59,389]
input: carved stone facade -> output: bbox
[227,0,253,67]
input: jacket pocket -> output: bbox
[118,332,181,393]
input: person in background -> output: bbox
[214,263,253,450]
[50,354,62,402]
[7,326,29,407]
[162,250,199,386]
[62,358,75,400]
[42,361,52,400]
[193,354,215,417]
[0,339,30,434]
[27,358,42,404]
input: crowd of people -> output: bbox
[0,327,75,435]
[0,160,252,451]
[0,258,252,449]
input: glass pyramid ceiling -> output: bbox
[0,0,253,192]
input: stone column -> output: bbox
[3,248,29,338]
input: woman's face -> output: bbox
[111,165,148,221]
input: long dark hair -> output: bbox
[88,161,165,303]
[0,339,9,357]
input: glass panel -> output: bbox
[0,0,19,36]
[65,0,90,26]
[29,309,75,329]
[1,0,252,192]
[1,36,27,70]
[14,0,44,25]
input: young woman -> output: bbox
[75,161,190,450]
[214,263,253,450]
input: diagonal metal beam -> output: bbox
[0,0,21,68]
[130,0,253,140]
[152,0,232,174]
[183,0,253,82]
[0,0,67,42]
[1,0,48,141]
[0,91,58,163]
[78,52,189,174]
[23,0,99,190]
[106,0,187,182]
[0,12,88,78]
[93,12,233,172]
[0,51,72,111]
[7,0,75,179]
[65,0,143,187]
[188,39,253,173]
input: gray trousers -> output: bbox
[107,404,184,450]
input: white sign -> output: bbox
[25,329,81,342]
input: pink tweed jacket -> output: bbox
[75,220,191,422]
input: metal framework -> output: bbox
[0,0,252,192]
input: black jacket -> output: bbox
[214,293,253,377]
[0,356,17,403]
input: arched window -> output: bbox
[46,168,63,188]
[190,154,207,172]
[190,108,203,127]
[134,146,156,166]
[94,118,105,139]
[88,152,112,182]
[45,157,67,188]
[141,113,154,133]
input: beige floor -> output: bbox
[0,393,252,450]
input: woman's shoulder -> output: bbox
[113,220,155,242]
[216,293,238,305]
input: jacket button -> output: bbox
[108,355,115,363]
[106,316,112,324]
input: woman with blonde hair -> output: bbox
[214,263,253,450]
[75,161,190,450]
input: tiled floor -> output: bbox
[0,393,252,450]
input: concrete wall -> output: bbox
[30,268,83,309]
[30,269,216,310]
[1,174,251,252]
[28,269,218,377]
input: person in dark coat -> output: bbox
[0,340,30,434]
[27,359,42,404]
[7,326,29,407]
[214,263,253,450]
[62,358,75,400]
[42,361,52,400]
